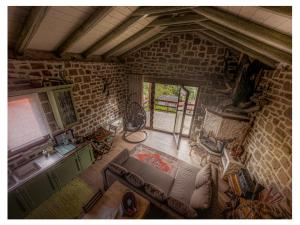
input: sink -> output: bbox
[14,162,41,180]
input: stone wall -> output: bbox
[125,31,239,140]
[8,60,128,137]
[243,64,292,209]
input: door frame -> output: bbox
[173,86,189,148]
[143,80,200,138]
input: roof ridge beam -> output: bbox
[147,14,207,27]
[15,6,49,55]
[192,7,292,54]
[56,7,113,55]
[132,6,194,16]
[161,24,206,33]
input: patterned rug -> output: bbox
[130,144,179,177]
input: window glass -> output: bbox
[8,94,49,152]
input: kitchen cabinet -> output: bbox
[8,188,31,219]
[23,172,57,209]
[51,153,81,188]
[77,144,94,171]
[8,144,94,218]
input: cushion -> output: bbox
[169,161,199,202]
[167,196,198,218]
[195,164,211,188]
[144,183,167,202]
[190,180,212,209]
[125,171,144,188]
[108,162,128,176]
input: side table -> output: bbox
[221,148,245,180]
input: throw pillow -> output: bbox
[108,162,128,176]
[195,164,211,188]
[190,180,212,209]
[144,183,166,202]
[167,196,198,218]
[125,171,144,188]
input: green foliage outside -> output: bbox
[143,82,198,113]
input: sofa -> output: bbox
[101,149,219,219]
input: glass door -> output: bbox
[173,86,189,148]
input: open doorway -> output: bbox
[143,82,198,140]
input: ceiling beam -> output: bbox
[148,9,193,17]
[197,20,291,64]
[147,14,207,27]
[82,12,144,57]
[56,7,113,56]
[103,27,154,58]
[161,24,206,33]
[261,6,292,18]
[15,6,49,55]
[192,7,291,54]
[199,29,278,68]
[132,6,193,16]
[120,33,168,58]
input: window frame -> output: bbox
[8,93,51,157]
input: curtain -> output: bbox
[128,74,143,105]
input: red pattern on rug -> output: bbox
[131,144,178,177]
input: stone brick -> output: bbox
[277,168,290,184]
[265,122,273,134]
[31,62,45,69]
[271,158,281,171]
[284,107,292,120]
[69,69,78,75]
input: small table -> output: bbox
[82,181,150,219]
[221,148,245,180]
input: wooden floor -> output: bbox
[79,129,206,192]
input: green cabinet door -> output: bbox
[8,188,31,219]
[23,172,56,209]
[52,154,81,188]
[77,145,94,171]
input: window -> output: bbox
[8,94,50,153]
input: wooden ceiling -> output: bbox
[8,6,292,66]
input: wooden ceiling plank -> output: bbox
[260,6,292,18]
[82,12,144,57]
[193,7,291,54]
[120,33,168,58]
[56,7,113,55]
[103,27,154,58]
[197,20,291,64]
[15,6,49,55]
[132,6,193,16]
[199,29,278,68]
[147,14,207,27]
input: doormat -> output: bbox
[130,144,178,177]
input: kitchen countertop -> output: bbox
[8,142,90,192]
